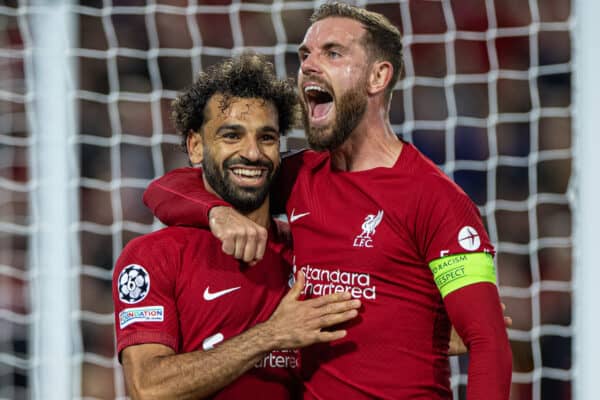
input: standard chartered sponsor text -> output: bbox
[300,264,376,299]
[255,350,299,369]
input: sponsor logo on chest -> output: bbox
[301,264,377,300]
[255,349,300,369]
[353,210,384,248]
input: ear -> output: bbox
[186,130,204,165]
[367,61,393,96]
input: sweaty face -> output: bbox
[190,95,281,212]
[298,17,370,151]
[301,75,367,151]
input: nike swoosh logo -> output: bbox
[203,286,241,301]
[290,209,310,223]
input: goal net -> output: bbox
[0,1,574,399]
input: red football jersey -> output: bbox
[285,143,508,399]
[112,225,300,399]
[143,142,512,400]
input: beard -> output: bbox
[302,79,368,152]
[202,151,277,213]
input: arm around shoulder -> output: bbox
[143,167,229,227]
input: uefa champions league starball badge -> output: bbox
[118,264,150,304]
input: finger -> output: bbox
[306,291,352,308]
[242,229,259,263]
[504,316,513,327]
[285,271,305,300]
[319,299,361,316]
[233,233,247,260]
[221,236,235,256]
[254,227,268,261]
[501,302,506,312]
[316,329,347,343]
[315,309,358,329]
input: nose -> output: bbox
[300,52,321,76]
[239,136,261,161]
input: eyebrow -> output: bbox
[216,124,245,134]
[298,41,347,54]
[216,124,280,134]
[323,42,347,51]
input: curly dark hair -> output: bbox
[172,54,299,151]
[311,2,403,100]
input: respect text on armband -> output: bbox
[300,265,376,300]
[428,252,496,298]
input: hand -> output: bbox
[262,272,361,349]
[448,325,467,356]
[209,206,268,263]
[448,302,513,356]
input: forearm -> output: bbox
[123,275,360,399]
[464,335,512,399]
[143,168,229,227]
[444,283,512,399]
[125,322,277,400]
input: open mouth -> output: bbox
[304,84,334,122]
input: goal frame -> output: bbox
[572,0,600,398]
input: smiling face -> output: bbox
[298,17,370,151]
[187,95,281,212]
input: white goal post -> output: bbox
[572,0,600,398]
[27,1,80,399]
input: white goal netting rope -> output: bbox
[0,1,573,399]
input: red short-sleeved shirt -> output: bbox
[113,226,299,399]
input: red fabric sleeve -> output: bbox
[444,283,512,399]
[112,232,181,356]
[143,151,308,226]
[414,172,495,262]
[143,167,229,227]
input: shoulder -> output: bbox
[282,148,328,170]
[303,150,329,168]
[120,226,213,261]
[159,166,202,180]
[400,143,468,200]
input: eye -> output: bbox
[298,51,309,61]
[221,132,240,141]
[327,49,341,59]
[260,133,278,143]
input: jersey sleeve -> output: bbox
[443,283,513,399]
[143,167,229,227]
[143,152,308,226]
[112,234,181,357]
[414,172,494,263]
[414,173,511,398]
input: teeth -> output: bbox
[232,168,263,178]
[304,85,327,93]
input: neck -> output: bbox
[330,103,403,172]
[202,175,271,229]
[240,201,271,229]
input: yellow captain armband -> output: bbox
[428,252,496,298]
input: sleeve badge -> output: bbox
[117,264,150,304]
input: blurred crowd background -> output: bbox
[0,0,572,399]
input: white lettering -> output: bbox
[300,265,377,300]
[255,350,299,369]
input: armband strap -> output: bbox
[428,252,496,298]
